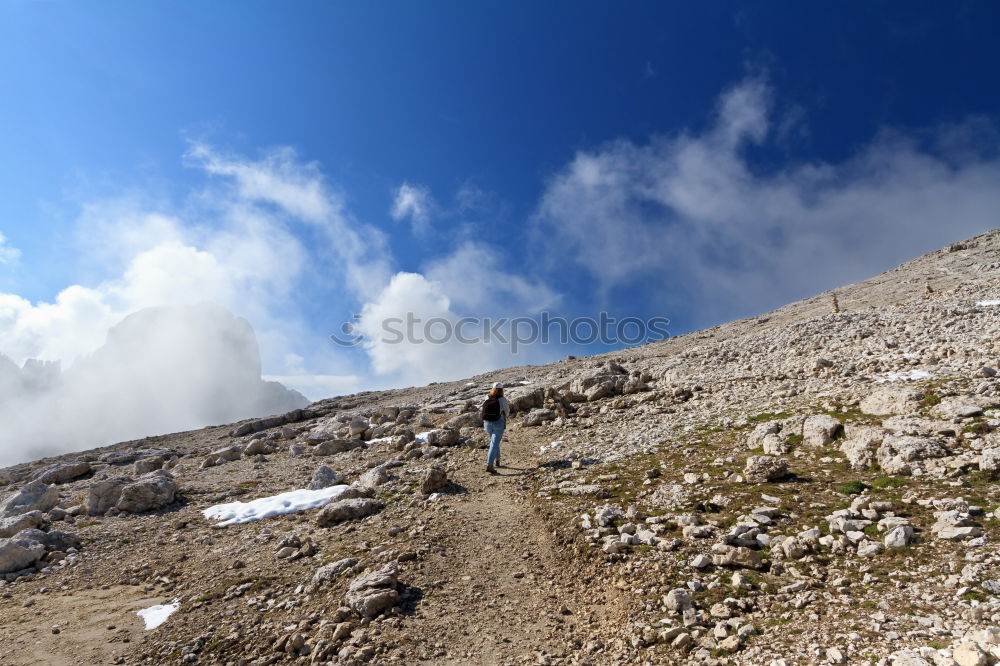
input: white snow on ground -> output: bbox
[415,431,431,443]
[977,300,1000,306]
[137,599,180,630]
[202,485,354,526]
[878,369,934,382]
[540,440,563,454]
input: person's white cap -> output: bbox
[492,382,503,389]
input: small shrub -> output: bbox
[837,481,866,495]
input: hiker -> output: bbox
[481,381,510,473]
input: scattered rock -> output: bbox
[345,562,401,618]
[420,465,448,494]
[743,456,789,483]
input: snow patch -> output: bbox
[877,369,934,383]
[540,440,563,454]
[977,300,1000,306]
[137,599,180,630]
[415,431,431,443]
[202,485,355,526]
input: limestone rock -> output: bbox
[0,511,44,538]
[743,456,789,483]
[85,477,133,516]
[979,447,1000,473]
[0,481,59,518]
[523,408,557,426]
[0,537,43,574]
[860,387,923,416]
[316,498,384,527]
[876,435,948,475]
[356,466,390,489]
[32,462,92,485]
[345,562,401,618]
[420,465,448,495]
[312,439,364,456]
[840,427,884,470]
[312,558,359,586]
[308,466,344,490]
[423,429,459,446]
[114,470,177,514]
[802,414,842,447]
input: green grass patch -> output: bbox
[870,476,907,490]
[837,481,866,495]
[963,471,998,487]
[76,520,101,528]
[962,422,992,436]
[786,433,804,446]
[962,591,987,602]
[748,412,791,424]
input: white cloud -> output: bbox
[536,76,1000,321]
[186,142,393,301]
[390,181,434,233]
[0,145,383,462]
[353,245,560,387]
[424,241,560,314]
[356,272,514,386]
[0,232,20,264]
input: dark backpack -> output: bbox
[481,396,502,422]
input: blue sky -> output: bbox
[2,1,1000,398]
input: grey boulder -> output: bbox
[345,562,401,618]
[33,462,92,485]
[0,481,59,518]
[85,477,133,516]
[312,557,359,586]
[743,456,789,483]
[115,470,177,514]
[420,465,448,495]
[308,466,344,490]
[316,498,384,527]
[876,436,948,475]
[0,537,44,574]
[0,511,44,538]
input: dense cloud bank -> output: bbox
[0,304,307,466]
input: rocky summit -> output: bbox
[1,230,1000,666]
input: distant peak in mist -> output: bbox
[0,303,308,467]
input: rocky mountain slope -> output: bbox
[2,229,1000,666]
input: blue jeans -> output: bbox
[484,418,505,466]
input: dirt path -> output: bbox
[389,424,628,665]
[0,585,164,666]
